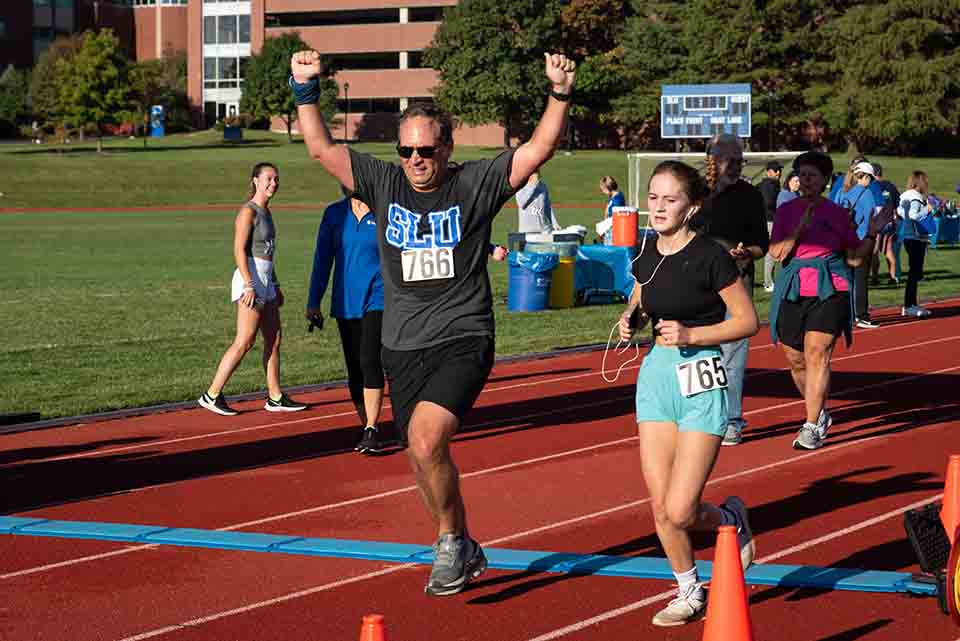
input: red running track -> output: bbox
[3,301,960,641]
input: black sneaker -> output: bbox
[424,534,488,596]
[355,426,383,454]
[264,394,307,412]
[198,392,238,416]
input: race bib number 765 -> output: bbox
[401,247,455,282]
[675,355,728,397]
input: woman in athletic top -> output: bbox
[618,160,759,627]
[198,162,306,416]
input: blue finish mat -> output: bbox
[0,516,935,596]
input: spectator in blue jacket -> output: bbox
[833,161,879,328]
[897,171,933,318]
[306,188,386,454]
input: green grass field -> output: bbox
[4,130,960,420]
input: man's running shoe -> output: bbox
[792,422,823,450]
[264,394,307,412]
[855,318,880,329]
[721,496,756,570]
[424,533,487,596]
[721,423,743,446]
[651,583,706,627]
[817,408,833,440]
[902,305,931,318]
[198,392,238,416]
[355,426,383,454]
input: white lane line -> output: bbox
[112,491,949,641]
[5,363,959,580]
[520,497,943,641]
[22,331,959,465]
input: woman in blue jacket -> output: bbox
[832,161,879,328]
[306,188,386,454]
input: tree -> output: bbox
[127,53,191,145]
[241,32,337,142]
[0,66,30,137]
[30,34,84,131]
[55,29,129,152]
[811,0,960,152]
[423,0,564,145]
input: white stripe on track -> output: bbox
[4,360,958,580]
[22,328,959,466]
[520,495,944,641]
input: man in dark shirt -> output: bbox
[700,135,770,447]
[757,160,782,292]
[290,49,577,596]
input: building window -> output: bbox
[327,52,400,71]
[203,16,216,44]
[238,15,250,43]
[238,56,250,83]
[218,15,237,44]
[204,57,217,88]
[336,98,401,114]
[0,19,6,39]
[265,9,399,28]
[409,7,443,22]
[218,56,238,87]
[407,51,425,68]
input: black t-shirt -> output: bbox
[757,177,780,222]
[350,148,516,350]
[631,234,740,338]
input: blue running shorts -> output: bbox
[635,344,728,437]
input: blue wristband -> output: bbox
[289,75,321,106]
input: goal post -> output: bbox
[626,151,805,209]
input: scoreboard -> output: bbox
[661,83,752,139]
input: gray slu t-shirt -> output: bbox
[244,201,276,259]
[350,147,516,351]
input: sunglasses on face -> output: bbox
[396,144,437,159]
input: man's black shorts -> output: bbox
[777,292,850,352]
[382,335,494,445]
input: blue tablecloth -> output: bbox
[574,245,636,305]
[931,216,960,247]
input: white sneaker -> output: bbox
[855,318,880,329]
[793,422,823,450]
[721,423,743,446]
[721,496,756,570]
[902,305,931,318]
[651,584,706,627]
[763,284,775,293]
[817,409,832,440]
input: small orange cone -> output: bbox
[702,525,755,641]
[941,454,960,545]
[359,614,388,641]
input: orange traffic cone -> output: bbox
[702,525,755,641]
[359,614,388,641]
[941,454,960,545]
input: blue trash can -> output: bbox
[508,252,559,312]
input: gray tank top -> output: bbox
[244,201,275,259]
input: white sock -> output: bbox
[674,566,700,595]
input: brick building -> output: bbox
[1,0,503,145]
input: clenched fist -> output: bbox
[291,50,323,84]
[544,53,576,95]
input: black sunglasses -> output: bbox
[396,145,437,159]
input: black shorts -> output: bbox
[776,292,850,352]
[382,335,494,443]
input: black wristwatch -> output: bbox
[550,89,573,102]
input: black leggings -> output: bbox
[903,239,927,308]
[336,311,385,418]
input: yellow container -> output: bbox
[549,256,576,309]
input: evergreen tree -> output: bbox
[241,33,337,142]
[0,66,30,137]
[55,29,129,152]
[812,0,960,152]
